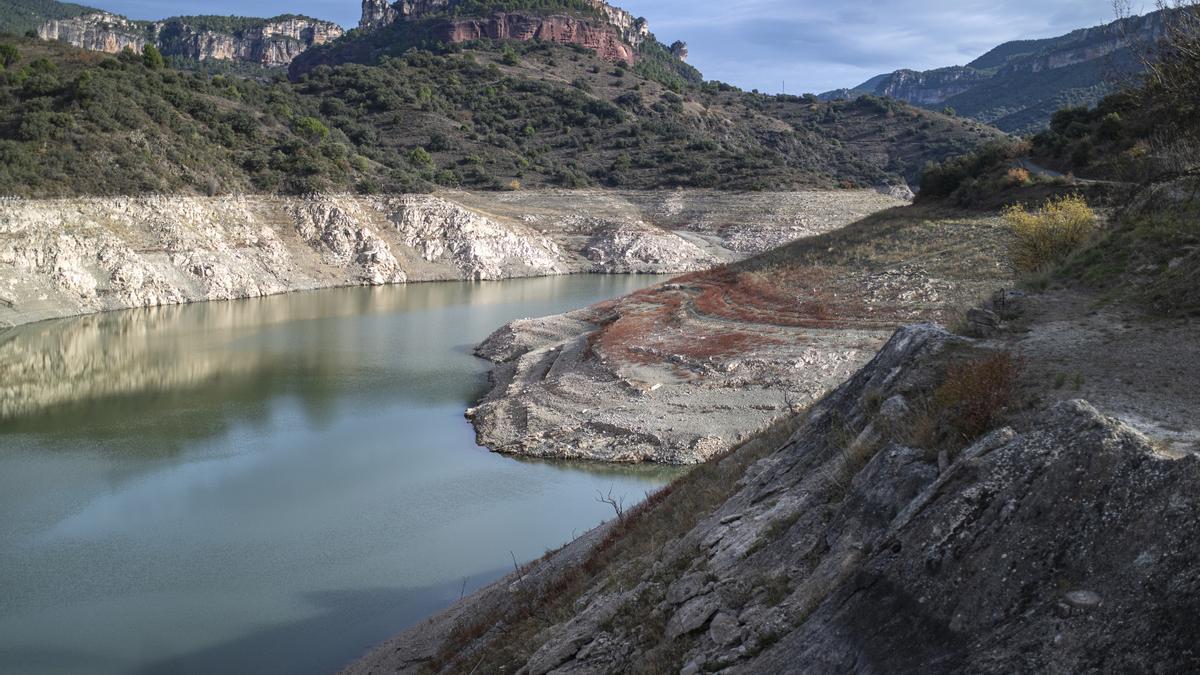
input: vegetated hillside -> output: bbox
[819,9,1162,134]
[919,4,1200,317]
[0,0,93,36]
[0,34,1000,197]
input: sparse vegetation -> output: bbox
[933,350,1019,445]
[430,412,808,673]
[0,43,19,68]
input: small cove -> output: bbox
[0,275,683,675]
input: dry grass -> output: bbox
[934,350,1020,445]
[1003,194,1097,272]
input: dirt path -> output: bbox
[1003,289,1200,456]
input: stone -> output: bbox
[1065,590,1102,609]
[967,307,1001,337]
[666,594,720,639]
[708,612,742,646]
[666,572,708,606]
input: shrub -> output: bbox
[934,351,1019,444]
[293,116,329,141]
[142,45,165,70]
[1005,167,1031,185]
[0,44,19,69]
[408,146,433,167]
[1003,194,1096,272]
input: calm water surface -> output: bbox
[0,276,682,675]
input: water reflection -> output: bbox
[0,275,683,675]
[0,277,656,438]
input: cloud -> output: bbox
[619,0,1123,93]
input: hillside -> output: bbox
[0,33,1000,197]
[345,15,1200,667]
[819,9,1163,134]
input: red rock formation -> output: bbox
[433,13,636,64]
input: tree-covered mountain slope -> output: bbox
[0,32,1001,197]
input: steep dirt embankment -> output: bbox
[0,189,901,328]
[348,320,1200,674]
[470,206,1013,464]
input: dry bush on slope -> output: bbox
[1004,194,1097,272]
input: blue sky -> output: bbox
[94,1,1138,92]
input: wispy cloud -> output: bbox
[620,0,1126,92]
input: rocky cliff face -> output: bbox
[869,66,989,106]
[38,12,343,67]
[435,13,635,63]
[358,0,653,63]
[360,0,400,30]
[38,12,147,55]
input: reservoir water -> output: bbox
[0,275,681,675]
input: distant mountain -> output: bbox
[6,0,343,68]
[819,10,1166,134]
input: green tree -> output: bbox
[0,44,20,69]
[408,146,433,167]
[142,44,165,69]
[293,116,329,141]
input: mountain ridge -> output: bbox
[819,9,1165,133]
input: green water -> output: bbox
[0,276,682,675]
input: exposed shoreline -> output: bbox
[0,189,903,330]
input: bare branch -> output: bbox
[595,485,627,522]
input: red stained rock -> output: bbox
[433,13,635,64]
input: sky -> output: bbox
[94,0,1141,93]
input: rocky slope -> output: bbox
[0,189,901,328]
[468,206,1013,464]
[819,9,1166,133]
[36,10,342,67]
[300,0,691,80]
[347,309,1200,673]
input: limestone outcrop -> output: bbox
[356,0,655,64]
[38,13,343,67]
